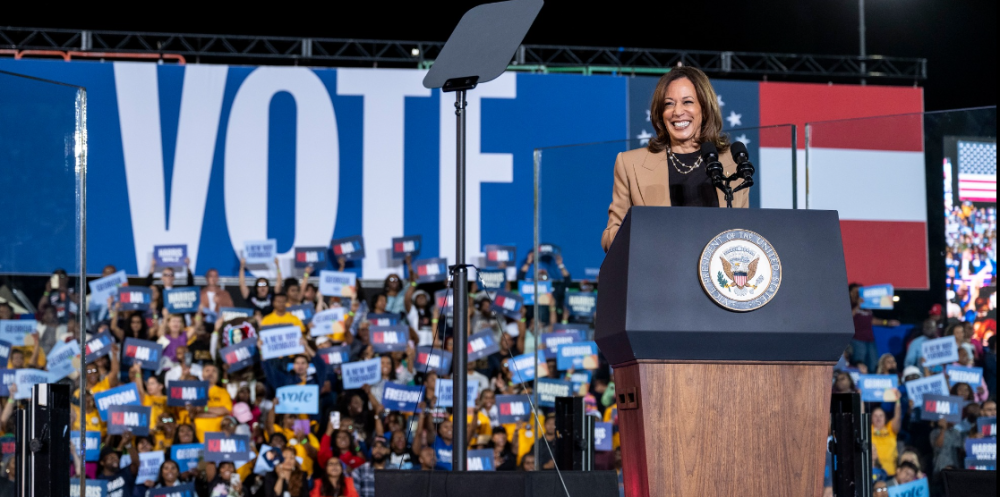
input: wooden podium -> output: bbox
[597,207,853,497]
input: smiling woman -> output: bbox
[602,67,748,252]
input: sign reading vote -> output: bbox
[47,340,81,381]
[13,369,50,400]
[204,433,253,462]
[146,484,196,497]
[260,326,304,360]
[71,430,102,461]
[164,287,200,314]
[965,437,997,462]
[496,395,532,424]
[557,341,599,370]
[434,290,453,316]
[220,307,254,323]
[541,330,583,359]
[288,303,315,325]
[859,284,894,310]
[484,244,516,267]
[886,478,928,497]
[414,258,448,283]
[84,331,116,364]
[565,291,598,318]
[921,336,959,367]
[294,246,328,269]
[477,269,506,291]
[905,373,949,405]
[275,385,319,415]
[116,287,152,311]
[331,235,366,260]
[490,291,523,319]
[341,358,382,389]
[221,340,257,373]
[108,405,151,436]
[467,449,495,471]
[153,244,188,268]
[167,380,210,407]
[508,353,546,384]
[858,375,899,402]
[946,365,983,387]
[243,239,277,264]
[371,325,409,353]
[71,478,107,497]
[311,307,347,337]
[317,345,351,368]
[979,416,996,437]
[920,394,964,423]
[392,235,422,259]
[0,319,36,345]
[136,451,165,485]
[518,280,552,306]
[171,443,205,472]
[467,330,501,362]
[122,338,162,369]
[0,370,16,397]
[536,378,572,408]
[594,422,613,451]
[416,347,453,376]
[434,378,477,408]
[89,270,128,305]
[319,270,357,297]
[381,383,423,412]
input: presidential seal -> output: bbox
[699,229,781,312]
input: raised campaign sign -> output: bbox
[275,385,319,415]
[167,380,210,407]
[260,326,304,360]
[392,235,422,260]
[164,287,200,314]
[331,235,365,260]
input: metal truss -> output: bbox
[1,26,926,81]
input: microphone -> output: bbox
[701,142,725,186]
[730,141,755,190]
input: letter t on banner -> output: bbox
[422,0,543,472]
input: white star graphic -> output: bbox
[645,109,651,122]
[726,111,742,128]
[636,129,653,146]
[717,95,725,107]
[734,134,751,146]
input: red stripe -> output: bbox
[759,82,923,150]
[840,220,928,290]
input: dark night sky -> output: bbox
[12,0,996,110]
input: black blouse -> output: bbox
[668,150,720,207]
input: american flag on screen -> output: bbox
[958,141,997,202]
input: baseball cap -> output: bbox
[929,304,943,317]
[902,366,922,379]
[233,402,253,423]
[373,435,388,447]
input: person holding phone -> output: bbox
[265,447,309,497]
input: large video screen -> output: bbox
[943,137,996,343]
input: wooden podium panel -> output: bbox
[613,360,834,497]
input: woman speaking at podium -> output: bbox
[602,67,748,252]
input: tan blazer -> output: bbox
[601,146,748,252]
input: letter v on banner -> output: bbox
[438,73,517,268]
[114,63,228,275]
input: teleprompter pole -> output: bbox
[452,89,469,471]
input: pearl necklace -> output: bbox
[667,146,703,175]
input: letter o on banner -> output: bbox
[224,67,340,276]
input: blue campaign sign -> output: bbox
[905,373,949,405]
[244,239,277,264]
[153,244,188,268]
[541,329,583,359]
[167,380,210,407]
[858,375,899,402]
[84,331,116,364]
[317,345,351,368]
[414,258,448,283]
[331,235,366,261]
[477,268,506,291]
[564,291,598,318]
[467,330,501,362]
[371,325,409,353]
[108,404,151,436]
[539,243,561,259]
[70,478,108,497]
[921,336,959,367]
[536,379,572,408]
[164,287,200,314]
[13,369,50,400]
[518,280,553,306]
[47,340,81,381]
[275,385,319,415]
[392,235,422,260]
[171,443,205,472]
[221,340,257,373]
[979,416,996,437]
[508,353,544,384]
[259,326,305,360]
[311,307,347,337]
[920,394,964,423]
[382,383,424,412]
[220,307,254,323]
[71,430,102,462]
[887,478,928,497]
[416,347,453,376]
[965,458,997,471]
[557,341,599,370]
[569,371,592,394]
[122,337,162,369]
[367,313,399,326]
[859,284,894,310]
[117,286,152,311]
[594,422,613,451]
[89,270,128,305]
[318,270,357,297]
[288,303,315,325]
[342,358,382,389]
[484,245,516,268]
[965,437,997,462]
[467,449,495,471]
[0,319,37,345]
[434,378,477,408]
[434,290,454,316]
[0,370,16,397]
[490,291,523,319]
[496,395,532,424]
[294,246,328,269]
[946,365,983,387]
[204,433,253,462]
[0,340,10,367]
[147,484,196,497]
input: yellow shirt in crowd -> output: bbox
[261,312,306,335]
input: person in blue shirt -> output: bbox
[904,319,939,369]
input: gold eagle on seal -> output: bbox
[721,256,759,289]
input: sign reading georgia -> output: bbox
[699,229,781,312]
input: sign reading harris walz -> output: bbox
[699,229,782,312]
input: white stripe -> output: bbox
[759,147,806,209]
[805,148,926,222]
